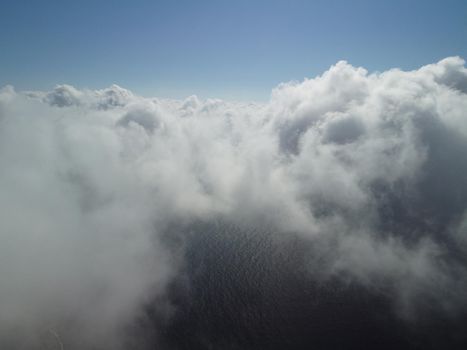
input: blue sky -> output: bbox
[1,0,466,100]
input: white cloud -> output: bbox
[1,57,467,348]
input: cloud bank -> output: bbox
[1,57,467,348]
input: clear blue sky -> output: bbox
[1,0,466,100]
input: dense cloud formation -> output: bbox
[1,57,467,348]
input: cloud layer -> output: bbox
[1,57,467,348]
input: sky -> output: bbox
[1,0,466,100]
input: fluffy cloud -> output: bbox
[25,83,136,109]
[1,57,467,348]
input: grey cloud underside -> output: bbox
[1,57,467,348]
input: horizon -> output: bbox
[4,55,466,103]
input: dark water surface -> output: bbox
[150,222,467,350]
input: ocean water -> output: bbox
[150,222,467,350]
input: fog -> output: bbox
[1,57,467,348]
